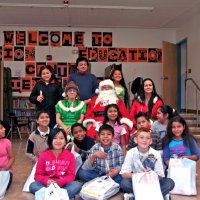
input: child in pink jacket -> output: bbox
[29,128,82,198]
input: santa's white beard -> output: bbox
[95,90,118,106]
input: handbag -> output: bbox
[167,158,197,195]
[80,175,120,200]
[132,171,164,200]
[35,183,69,200]
[23,163,36,192]
[0,171,10,199]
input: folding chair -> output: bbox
[7,112,32,140]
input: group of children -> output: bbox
[0,56,199,199]
[1,102,199,199]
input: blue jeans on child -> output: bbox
[29,180,82,198]
[78,168,122,184]
[120,177,174,197]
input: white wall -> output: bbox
[176,13,200,110]
[0,26,176,99]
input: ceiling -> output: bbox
[0,0,200,28]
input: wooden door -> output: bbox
[162,41,178,109]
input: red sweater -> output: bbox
[130,98,163,126]
[35,149,75,187]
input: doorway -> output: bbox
[162,41,178,109]
[177,38,187,112]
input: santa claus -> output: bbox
[83,79,133,139]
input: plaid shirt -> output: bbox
[84,143,124,175]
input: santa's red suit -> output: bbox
[83,79,133,142]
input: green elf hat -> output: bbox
[64,81,79,93]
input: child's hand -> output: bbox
[66,143,73,151]
[93,151,107,160]
[144,168,152,172]
[63,126,71,135]
[86,122,93,130]
[1,167,8,171]
[84,98,91,105]
[108,169,119,178]
[37,95,44,103]
[47,179,56,186]
[181,156,187,159]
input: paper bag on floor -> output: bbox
[132,171,164,200]
[167,158,197,195]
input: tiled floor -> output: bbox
[3,135,200,200]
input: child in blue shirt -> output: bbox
[163,115,199,166]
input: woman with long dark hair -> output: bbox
[130,78,164,127]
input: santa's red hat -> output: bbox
[96,79,115,94]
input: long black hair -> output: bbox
[159,105,178,120]
[0,120,5,127]
[137,78,163,113]
[109,68,129,108]
[103,104,121,125]
[162,115,197,150]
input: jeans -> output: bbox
[120,177,174,197]
[29,181,82,198]
[78,168,122,184]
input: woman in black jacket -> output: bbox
[29,65,63,128]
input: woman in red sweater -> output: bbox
[130,78,163,130]
[29,128,82,198]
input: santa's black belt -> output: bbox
[94,112,105,117]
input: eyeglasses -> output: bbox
[67,89,77,93]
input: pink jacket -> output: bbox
[35,149,75,187]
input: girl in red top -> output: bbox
[130,78,163,128]
[29,128,82,198]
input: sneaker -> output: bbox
[124,193,134,200]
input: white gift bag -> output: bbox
[35,183,69,200]
[71,145,83,174]
[0,171,10,199]
[44,183,69,200]
[35,187,45,200]
[167,158,197,195]
[132,171,164,200]
[23,163,36,192]
[80,175,120,200]
[65,143,83,174]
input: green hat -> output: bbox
[65,81,79,92]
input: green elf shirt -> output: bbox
[55,99,86,127]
